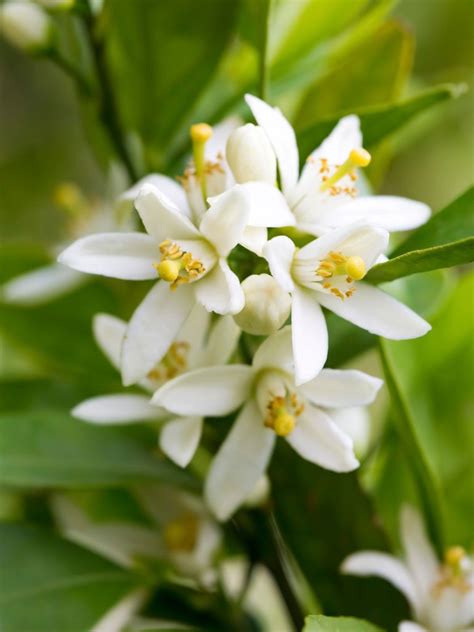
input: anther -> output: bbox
[320,147,372,192]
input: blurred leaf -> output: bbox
[269,443,410,629]
[297,83,464,160]
[304,614,384,632]
[0,523,139,632]
[106,0,241,166]
[368,187,474,283]
[0,410,193,489]
[296,20,414,128]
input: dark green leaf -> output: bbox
[0,523,139,632]
[304,614,385,632]
[297,84,465,161]
[0,409,193,489]
[368,187,474,283]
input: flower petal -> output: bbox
[400,505,439,600]
[205,399,275,521]
[121,282,195,386]
[286,405,359,472]
[152,365,253,416]
[292,287,328,385]
[399,623,428,632]
[320,196,431,232]
[93,313,127,370]
[232,182,295,228]
[194,258,244,315]
[245,94,299,196]
[200,188,250,257]
[317,282,431,340]
[329,407,370,458]
[253,326,294,374]
[207,115,242,159]
[118,174,190,218]
[135,183,200,242]
[159,416,203,468]
[1,264,86,305]
[263,236,295,293]
[310,114,362,164]
[58,233,158,280]
[240,225,268,256]
[341,552,418,611]
[73,394,160,424]
[196,315,240,367]
[300,369,383,408]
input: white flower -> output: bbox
[342,506,474,632]
[73,306,239,467]
[231,94,430,236]
[263,222,431,384]
[226,123,277,185]
[234,273,291,335]
[153,326,382,521]
[0,1,52,52]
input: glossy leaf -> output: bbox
[0,523,139,632]
[0,410,193,489]
[304,614,384,632]
[368,187,474,283]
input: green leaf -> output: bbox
[106,0,241,165]
[0,523,139,632]
[0,409,193,489]
[304,614,385,632]
[368,187,474,283]
[297,83,465,160]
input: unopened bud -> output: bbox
[0,1,53,53]
[234,274,291,336]
[226,124,276,185]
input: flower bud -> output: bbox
[226,124,276,184]
[0,1,52,53]
[234,274,291,336]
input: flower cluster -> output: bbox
[58,95,432,524]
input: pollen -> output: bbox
[155,239,205,290]
[147,341,190,382]
[264,391,304,437]
[319,147,371,194]
[315,251,366,299]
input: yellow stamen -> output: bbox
[190,123,213,202]
[264,392,303,437]
[320,147,371,192]
[445,546,466,570]
[156,239,206,290]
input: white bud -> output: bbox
[234,274,291,336]
[0,1,52,52]
[226,123,276,184]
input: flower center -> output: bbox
[147,341,190,382]
[163,512,199,553]
[318,147,371,197]
[432,547,473,596]
[314,250,366,300]
[264,390,304,437]
[155,239,206,290]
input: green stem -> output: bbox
[47,48,92,95]
[82,4,138,182]
[258,0,272,100]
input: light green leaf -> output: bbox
[368,187,474,283]
[304,614,385,632]
[0,523,139,632]
[297,83,465,160]
[0,410,193,489]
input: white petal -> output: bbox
[118,173,190,218]
[292,287,328,385]
[286,406,359,472]
[194,258,244,315]
[93,313,127,370]
[159,416,203,468]
[152,365,253,416]
[175,303,211,368]
[320,196,431,232]
[300,369,383,408]
[58,233,158,280]
[92,588,149,632]
[197,316,240,367]
[245,94,299,197]
[232,182,295,228]
[200,188,250,257]
[341,552,417,611]
[205,399,275,521]
[240,226,268,256]
[400,505,439,600]
[207,115,242,160]
[317,282,431,340]
[73,394,160,424]
[1,265,86,305]
[135,183,200,242]
[310,115,362,164]
[253,326,294,374]
[121,282,194,386]
[329,406,370,458]
[262,236,295,293]
[398,623,428,632]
